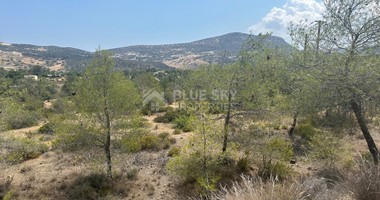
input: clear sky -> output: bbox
[0,0,324,51]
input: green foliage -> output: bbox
[167,104,226,191]
[308,132,344,166]
[139,134,175,151]
[263,137,293,163]
[258,161,293,181]
[0,176,13,200]
[173,114,193,132]
[153,109,186,123]
[173,129,182,135]
[120,134,142,153]
[0,98,40,130]
[158,132,170,139]
[295,123,316,140]
[1,136,48,164]
[3,190,16,200]
[273,124,281,130]
[140,135,161,150]
[126,168,139,180]
[38,123,54,134]
[67,173,113,199]
[168,146,181,157]
[237,157,250,173]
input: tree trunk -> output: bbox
[222,109,230,152]
[105,113,113,178]
[222,91,232,153]
[351,100,379,165]
[288,112,298,138]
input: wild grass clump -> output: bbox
[344,159,380,200]
[196,175,306,200]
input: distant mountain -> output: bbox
[0,43,171,71]
[109,32,291,69]
[0,33,291,71]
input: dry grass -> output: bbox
[343,159,380,200]
[194,175,349,200]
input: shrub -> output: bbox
[38,123,54,134]
[168,146,180,157]
[173,129,181,135]
[158,132,170,139]
[295,123,316,140]
[0,176,13,200]
[140,135,161,150]
[182,124,194,132]
[3,110,40,130]
[153,109,187,123]
[158,106,173,113]
[126,168,139,180]
[258,161,293,181]
[308,132,344,166]
[3,190,16,200]
[3,137,48,164]
[237,157,250,173]
[120,134,142,153]
[67,173,113,199]
[281,125,288,130]
[273,124,281,130]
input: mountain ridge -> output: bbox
[0,32,291,71]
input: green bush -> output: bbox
[182,124,194,132]
[168,146,180,157]
[173,129,181,135]
[158,106,173,113]
[308,132,344,166]
[273,124,281,130]
[158,132,170,139]
[153,109,187,123]
[120,134,142,153]
[38,123,55,134]
[3,110,40,130]
[126,168,139,180]
[237,157,250,173]
[4,137,48,164]
[67,173,113,199]
[281,125,288,130]
[258,161,293,181]
[295,123,316,140]
[140,135,161,151]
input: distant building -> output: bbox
[24,75,38,81]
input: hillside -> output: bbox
[0,33,291,71]
[0,42,171,71]
[109,32,291,69]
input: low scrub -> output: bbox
[258,161,293,181]
[294,123,317,140]
[0,136,48,164]
[38,122,55,134]
[153,109,187,123]
[67,173,113,199]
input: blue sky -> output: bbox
[0,0,324,51]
